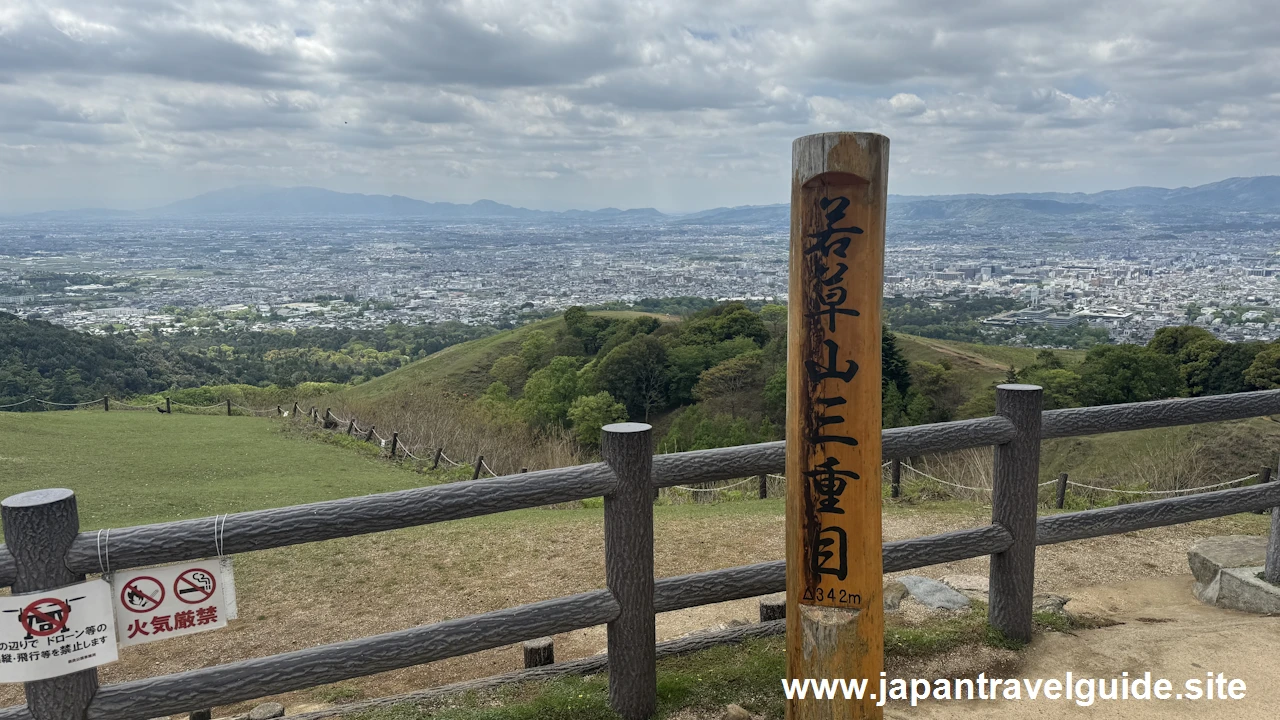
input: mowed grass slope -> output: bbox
[0,410,430,530]
[338,311,680,403]
[894,333,1087,398]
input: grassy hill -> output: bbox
[895,333,1087,398]
[332,315,1086,410]
[332,311,677,404]
[0,410,432,529]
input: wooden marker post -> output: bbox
[786,132,888,720]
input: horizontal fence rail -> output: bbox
[83,590,621,720]
[652,524,1015,613]
[1037,481,1280,545]
[1040,389,1280,439]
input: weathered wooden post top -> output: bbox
[786,132,889,720]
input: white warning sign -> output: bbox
[0,579,118,683]
[112,562,228,647]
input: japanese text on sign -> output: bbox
[111,562,229,647]
[0,579,118,683]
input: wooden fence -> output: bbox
[4,386,1280,720]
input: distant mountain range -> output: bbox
[11,175,1280,223]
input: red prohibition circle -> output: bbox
[120,576,165,613]
[174,568,216,604]
[20,598,70,637]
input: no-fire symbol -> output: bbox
[120,576,165,613]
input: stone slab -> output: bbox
[1218,567,1280,615]
[898,575,972,610]
[1187,535,1267,587]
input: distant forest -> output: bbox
[0,313,493,407]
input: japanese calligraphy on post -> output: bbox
[0,578,118,683]
[112,561,229,647]
[789,164,886,612]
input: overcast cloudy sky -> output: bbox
[1,0,1277,213]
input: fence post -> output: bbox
[472,456,484,480]
[365,425,376,442]
[1,489,98,720]
[1255,467,1273,514]
[432,448,443,470]
[226,399,232,416]
[389,432,399,458]
[890,458,902,499]
[523,637,555,668]
[276,405,282,416]
[988,384,1043,644]
[292,402,300,417]
[1055,472,1068,509]
[758,474,768,499]
[166,397,172,414]
[521,467,529,473]
[101,395,108,412]
[323,408,333,429]
[346,419,355,436]
[1267,493,1280,585]
[600,422,656,720]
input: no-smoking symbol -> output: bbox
[20,598,70,637]
[121,576,165,613]
[175,569,216,604]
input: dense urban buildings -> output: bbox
[2,195,1278,347]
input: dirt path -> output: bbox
[896,575,1280,719]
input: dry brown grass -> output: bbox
[326,392,585,475]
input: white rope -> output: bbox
[673,477,756,492]
[899,463,992,492]
[213,514,228,557]
[438,450,463,467]
[113,400,159,409]
[171,401,227,410]
[34,398,103,407]
[0,398,33,408]
[1066,474,1256,496]
[95,528,111,575]
[480,458,499,477]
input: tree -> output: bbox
[596,335,669,420]
[760,304,787,342]
[1148,325,1215,357]
[693,350,763,415]
[1245,343,1280,389]
[516,356,583,427]
[519,330,552,371]
[905,361,966,423]
[567,391,628,448]
[882,330,911,397]
[1019,367,1081,409]
[489,354,528,392]
[1076,345,1183,405]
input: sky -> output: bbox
[1,0,1278,213]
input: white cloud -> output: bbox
[1,0,1279,212]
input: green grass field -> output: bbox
[0,410,431,530]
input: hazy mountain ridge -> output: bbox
[10,175,1280,222]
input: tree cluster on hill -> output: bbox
[958,324,1278,415]
[0,312,494,407]
[474,303,935,452]
[0,313,223,405]
[149,322,494,386]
